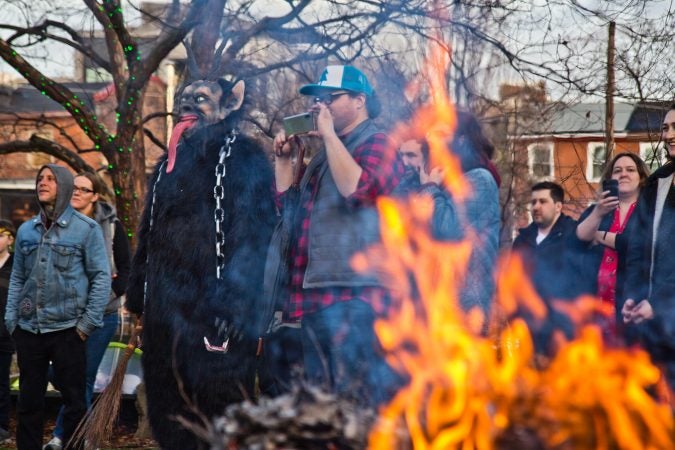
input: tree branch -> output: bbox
[142,111,174,125]
[143,127,167,152]
[1,20,112,72]
[0,38,112,147]
[83,0,128,94]
[138,0,208,83]
[0,135,94,173]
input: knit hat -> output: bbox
[299,65,373,97]
[0,219,15,238]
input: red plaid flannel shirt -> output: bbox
[278,132,403,321]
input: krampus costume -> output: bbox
[125,75,276,449]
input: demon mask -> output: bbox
[167,79,245,173]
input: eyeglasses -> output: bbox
[73,186,95,194]
[314,91,350,105]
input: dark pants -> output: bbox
[14,328,86,450]
[53,312,119,439]
[258,325,303,397]
[0,351,12,430]
[300,300,404,407]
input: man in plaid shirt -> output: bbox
[268,65,404,405]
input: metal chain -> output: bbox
[214,129,237,279]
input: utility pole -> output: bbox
[605,21,616,164]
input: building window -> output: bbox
[586,142,606,182]
[528,142,554,178]
[639,142,667,172]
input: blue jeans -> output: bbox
[300,299,404,407]
[53,312,118,439]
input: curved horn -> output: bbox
[183,39,203,81]
[207,36,229,80]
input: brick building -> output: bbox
[0,78,167,229]
[493,89,669,242]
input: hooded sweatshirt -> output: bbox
[92,201,131,312]
[38,164,74,226]
[4,164,111,336]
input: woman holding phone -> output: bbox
[574,152,649,338]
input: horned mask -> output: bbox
[167,42,245,173]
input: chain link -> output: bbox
[214,129,237,279]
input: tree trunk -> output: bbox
[109,99,147,250]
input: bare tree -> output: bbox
[1,0,673,242]
[0,0,208,241]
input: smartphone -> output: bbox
[282,112,315,136]
[602,179,619,198]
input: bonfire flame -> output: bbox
[358,29,673,450]
[361,196,673,449]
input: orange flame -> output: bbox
[365,197,674,449]
[362,27,673,450]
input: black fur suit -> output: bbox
[126,116,276,449]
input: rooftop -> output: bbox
[531,102,670,135]
[0,82,109,115]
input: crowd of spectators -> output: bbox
[0,65,672,448]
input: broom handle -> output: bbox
[124,314,143,357]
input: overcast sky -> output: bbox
[1,0,673,102]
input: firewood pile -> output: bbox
[201,384,378,450]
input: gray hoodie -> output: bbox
[37,164,73,225]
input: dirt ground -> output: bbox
[0,396,158,450]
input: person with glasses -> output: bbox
[265,65,404,406]
[44,172,131,450]
[5,165,109,450]
[572,153,649,346]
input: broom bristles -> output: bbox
[69,322,142,449]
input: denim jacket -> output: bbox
[5,166,110,336]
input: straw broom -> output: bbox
[69,317,143,449]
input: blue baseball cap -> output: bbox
[299,65,374,97]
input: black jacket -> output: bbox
[623,163,675,360]
[0,253,14,353]
[571,203,639,322]
[512,213,578,302]
[512,214,579,355]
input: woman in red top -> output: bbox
[576,152,650,341]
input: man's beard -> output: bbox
[403,165,420,180]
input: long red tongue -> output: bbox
[167,115,198,173]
